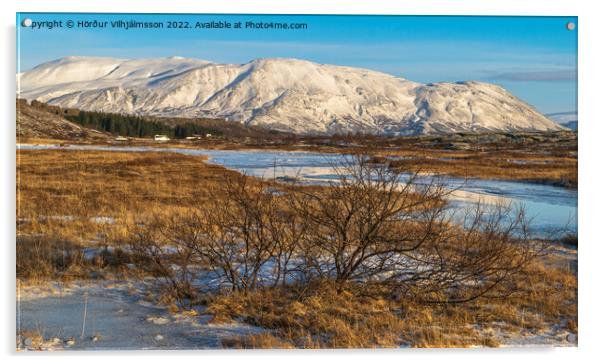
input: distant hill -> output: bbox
[18,56,567,136]
[16,99,291,141]
[546,112,578,131]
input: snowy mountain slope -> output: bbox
[17,56,211,105]
[17,56,566,135]
[546,112,577,131]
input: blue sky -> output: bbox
[17,13,577,114]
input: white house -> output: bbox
[154,134,170,142]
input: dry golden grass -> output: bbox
[17,150,240,215]
[206,257,577,348]
[371,150,577,188]
[17,137,75,145]
[17,150,244,234]
[207,285,407,348]
[221,333,296,349]
[16,149,246,282]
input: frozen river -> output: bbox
[18,144,577,234]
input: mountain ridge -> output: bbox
[18,56,566,136]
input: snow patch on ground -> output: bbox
[17,279,264,350]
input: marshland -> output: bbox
[16,135,577,349]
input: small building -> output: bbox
[115,136,129,142]
[154,134,170,142]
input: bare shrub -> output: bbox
[191,175,303,292]
[397,202,545,303]
[286,156,545,301]
[285,156,452,293]
[129,214,200,307]
[130,154,545,305]
[560,233,578,247]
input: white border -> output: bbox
[3,1,601,363]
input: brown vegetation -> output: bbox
[208,257,576,348]
[17,150,243,282]
[371,150,576,188]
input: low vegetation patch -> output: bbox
[207,259,576,348]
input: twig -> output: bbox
[80,288,89,339]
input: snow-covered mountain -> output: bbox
[17,56,566,135]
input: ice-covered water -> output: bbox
[18,144,577,233]
[17,281,262,350]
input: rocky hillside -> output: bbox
[16,99,106,140]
